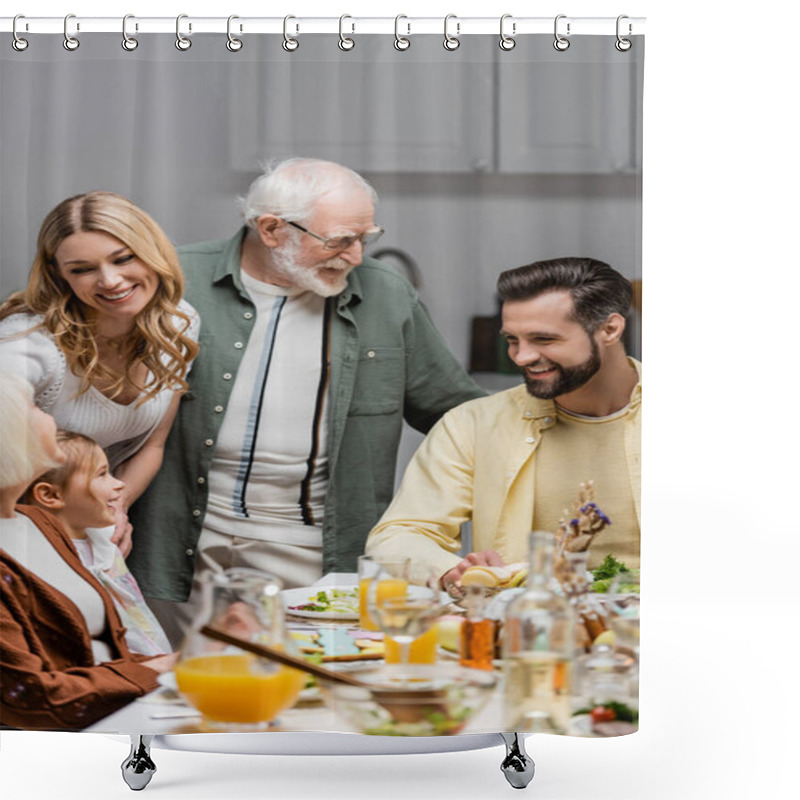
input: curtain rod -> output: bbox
[1,16,646,37]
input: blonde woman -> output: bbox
[0,192,199,555]
[0,372,176,730]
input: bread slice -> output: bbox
[461,561,528,589]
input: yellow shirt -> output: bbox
[367,360,641,585]
[533,405,640,570]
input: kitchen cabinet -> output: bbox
[497,49,642,174]
[228,36,494,174]
[228,35,642,176]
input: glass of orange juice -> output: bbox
[382,567,445,664]
[367,567,442,677]
[175,567,305,730]
[175,653,306,730]
[384,624,439,664]
[357,555,410,631]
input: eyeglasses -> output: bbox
[286,220,384,252]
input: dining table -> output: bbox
[85,571,638,791]
[86,572,505,738]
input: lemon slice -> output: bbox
[593,630,616,646]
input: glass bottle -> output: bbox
[559,550,609,646]
[575,642,636,703]
[459,584,497,671]
[174,568,306,731]
[502,531,576,734]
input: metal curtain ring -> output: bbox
[227,15,243,51]
[12,14,29,51]
[283,15,299,51]
[175,14,192,51]
[339,14,355,51]
[394,14,410,51]
[615,14,632,52]
[553,14,570,51]
[63,13,79,51]
[499,13,516,51]
[122,14,138,51]
[443,14,460,51]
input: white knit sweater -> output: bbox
[0,300,199,468]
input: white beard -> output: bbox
[271,237,353,297]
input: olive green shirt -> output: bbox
[128,229,485,602]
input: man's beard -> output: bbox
[272,237,354,297]
[522,335,602,399]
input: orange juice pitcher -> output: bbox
[175,568,305,731]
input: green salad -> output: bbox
[573,700,639,724]
[288,588,359,614]
[590,555,638,593]
[364,706,472,736]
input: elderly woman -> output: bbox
[0,372,176,730]
[0,192,199,554]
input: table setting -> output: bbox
[87,553,638,740]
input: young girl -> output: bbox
[27,431,172,656]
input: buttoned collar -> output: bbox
[213,227,249,290]
[335,261,364,311]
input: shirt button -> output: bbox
[204,439,214,446]
[192,509,202,517]
[525,437,535,444]
[223,373,232,380]
[214,405,224,413]
[197,476,206,485]
[244,312,253,320]
[234,341,244,349]
[523,411,533,418]
[367,350,376,358]
[543,416,553,424]
[186,548,194,556]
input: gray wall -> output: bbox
[1,33,642,367]
[1,32,642,503]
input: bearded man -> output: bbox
[366,257,641,588]
[128,158,485,642]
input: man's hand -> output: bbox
[110,504,133,558]
[440,550,505,595]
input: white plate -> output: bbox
[282,586,360,620]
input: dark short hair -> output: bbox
[497,257,633,332]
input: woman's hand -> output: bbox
[142,652,180,674]
[110,503,133,558]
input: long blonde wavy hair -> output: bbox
[0,191,198,403]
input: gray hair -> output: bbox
[0,372,58,489]
[238,157,379,228]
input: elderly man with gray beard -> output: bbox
[128,158,485,643]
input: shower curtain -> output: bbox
[0,18,643,741]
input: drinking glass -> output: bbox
[606,569,640,654]
[366,563,441,676]
[357,555,411,631]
